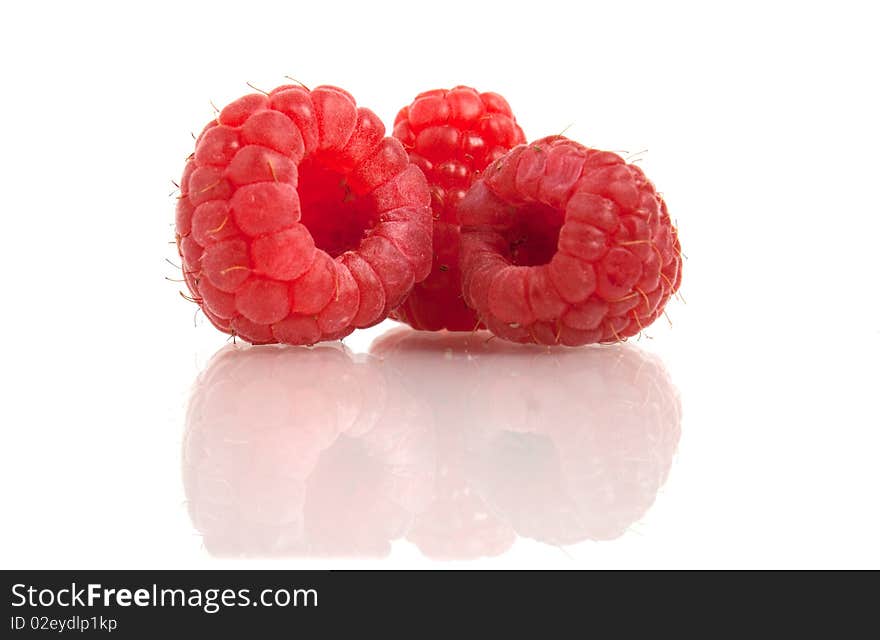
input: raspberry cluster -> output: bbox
[175,84,681,346]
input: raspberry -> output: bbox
[175,85,433,345]
[458,136,682,345]
[390,87,526,331]
[183,344,434,557]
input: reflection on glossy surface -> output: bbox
[183,343,433,557]
[183,330,681,559]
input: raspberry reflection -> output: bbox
[183,343,434,557]
[183,330,681,559]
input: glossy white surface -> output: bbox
[183,333,681,560]
[1,1,877,569]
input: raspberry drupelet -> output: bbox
[458,136,682,346]
[175,85,433,345]
[390,87,526,331]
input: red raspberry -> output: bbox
[390,87,526,331]
[175,85,432,345]
[458,136,682,346]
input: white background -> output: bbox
[1,0,878,569]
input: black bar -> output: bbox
[2,569,875,637]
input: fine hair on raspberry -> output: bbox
[458,135,682,346]
[390,86,526,331]
[175,84,433,345]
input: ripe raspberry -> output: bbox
[390,87,526,331]
[175,85,432,345]
[458,136,682,346]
